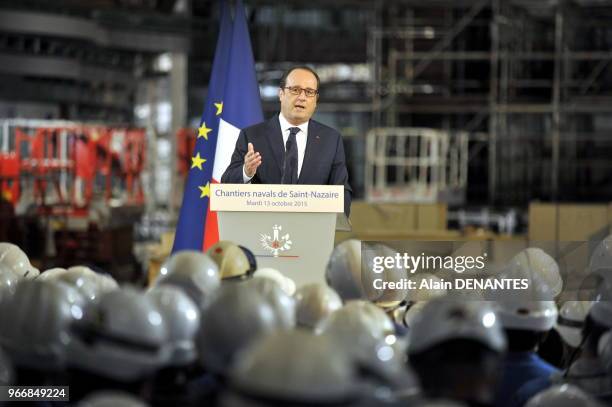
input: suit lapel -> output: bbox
[264,116,284,176]
[298,120,319,184]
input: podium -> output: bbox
[210,184,349,287]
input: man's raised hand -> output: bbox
[244,142,262,178]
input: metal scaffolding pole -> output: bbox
[393,51,612,60]
[368,2,384,130]
[410,0,489,80]
[552,4,563,202]
[170,52,187,214]
[488,0,499,204]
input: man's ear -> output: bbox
[278,88,283,101]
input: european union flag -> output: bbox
[173,0,263,253]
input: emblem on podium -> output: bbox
[260,224,293,257]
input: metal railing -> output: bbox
[365,127,468,203]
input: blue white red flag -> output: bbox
[173,0,263,252]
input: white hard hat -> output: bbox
[591,271,612,303]
[0,279,86,369]
[66,266,118,295]
[322,314,417,395]
[253,267,296,296]
[0,242,39,279]
[294,283,343,329]
[155,250,220,308]
[495,298,559,332]
[56,271,104,303]
[317,300,395,342]
[196,283,281,375]
[589,300,612,329]
[37,267,69,281]
[0,263,19,303]
[555,301,592,347]
[589,235,612,275]
[222,330,357,406]
[408,298,506,354]
[598,330,612,374]
[146,285,201,366]
[245,277,296,329]
[77,391,149,407]
[503,248,563,299]
[524,384,603,407]
[68,287,171,381]
[325,239,364,301]
[326,240,409,307]
[490,250,560,332]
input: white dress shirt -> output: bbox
[243,113,309,183]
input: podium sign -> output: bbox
[210,184,345,287]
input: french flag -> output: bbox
[173,0,263,253]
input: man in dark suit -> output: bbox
[221,66,352,216]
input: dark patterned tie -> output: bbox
[282,127,300,184]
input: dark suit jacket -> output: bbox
[221,116,352,216]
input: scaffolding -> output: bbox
[365,127,468,203]
[369,0,612,206]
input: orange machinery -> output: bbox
[0,120,147,216]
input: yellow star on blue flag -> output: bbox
[214,102,223,116]
[198,183,210,198]
[191,152,207,170]
[198,123,212,139]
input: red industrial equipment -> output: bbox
[124,128,146,204]
[176,127,196,177]
[0,151,19,205]
[0,120,147,216]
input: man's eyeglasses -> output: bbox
[282,86,318,97]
